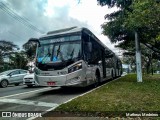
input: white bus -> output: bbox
[29,27,122,87]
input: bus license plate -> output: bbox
[47,82,55,86]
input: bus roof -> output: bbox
[41,26,82,38]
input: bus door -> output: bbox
[83,42,93,82]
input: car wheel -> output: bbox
[15,83,20,86]
[27,85,33,88]
[0,80,8,88]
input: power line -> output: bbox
[0,2,44,34]
[0,7,32,36]
[0,2,45,34]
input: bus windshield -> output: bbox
[37,41,81,64]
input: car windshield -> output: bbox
[37,41,81,64]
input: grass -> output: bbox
[51,74,160,118]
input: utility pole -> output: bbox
[135,31,142,82]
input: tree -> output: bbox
[0,40,19,71]
[97,0,132,8]
[9,51,28,69]
[23,41,37,61]
[125,0,160,53]
[117,39,159,74]
[97,0,160,55]
[0,40,18,53]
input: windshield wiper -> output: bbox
[70,48,75,59]
[39,48,51,64]
[67,48,74,62]
[56,45,64,62]
[56,45,61,58]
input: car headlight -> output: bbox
[68,62,82,73]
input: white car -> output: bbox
[23,73,39,87]
[0,69,29,88]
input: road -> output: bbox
[0,84,94,120]
[0,84,47,97]
[0,75,124,120]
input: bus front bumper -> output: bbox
[35,69,86,87]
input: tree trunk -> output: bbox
[151,61,153,75]
[146,62,150,74]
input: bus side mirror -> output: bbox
[87,42,92,52]
[28,38,41,47]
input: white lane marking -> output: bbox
[0,98,59,108]
[0,87,54,99]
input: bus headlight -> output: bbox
[68,62,82,73]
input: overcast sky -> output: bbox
[0,0,120,54]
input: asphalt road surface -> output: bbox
[0,84,47,97]
[0,84,94,120]
[0,76,124,120]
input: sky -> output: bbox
[0,0,120,55]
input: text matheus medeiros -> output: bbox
[126,113,159,117]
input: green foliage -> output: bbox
[121,42,160,74]
[9,51,28,69]
[23,41,36,60]
[97,0,132,8]
[125,0,160,48]
[0,40,19,71]
[0,40,28,72]
[0,40,18,61]
[99,0,134,44]
[0,40,18,53]
[99,0,160,74]
[102,15,134,43]
[125,0,160,30]
[98,0,160,56]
